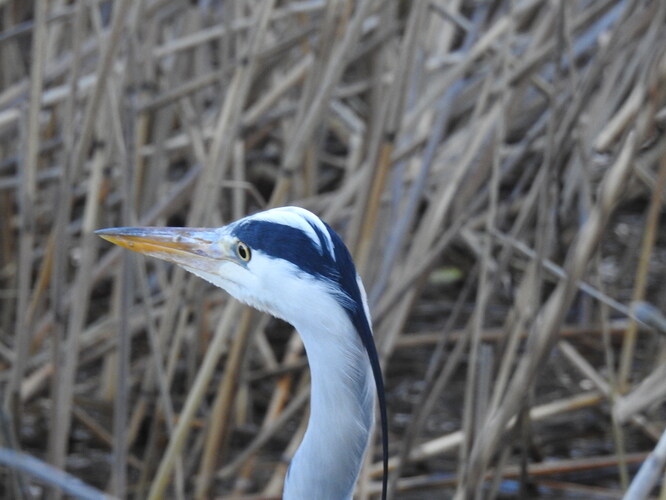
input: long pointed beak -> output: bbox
[95,226,234,269]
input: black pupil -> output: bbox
[238,244,248,260]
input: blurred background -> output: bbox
[1,0,666,498]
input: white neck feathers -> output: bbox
[283,310,375,500]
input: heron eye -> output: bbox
[236,241,251,262]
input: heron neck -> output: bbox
[284,319,375,500]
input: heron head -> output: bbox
[96,207,358,326]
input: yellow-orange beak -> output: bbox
[95,226,235,271]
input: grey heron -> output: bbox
[97,206,388,500]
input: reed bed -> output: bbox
[1,1,666,499]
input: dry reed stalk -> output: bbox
[369,390,605,477]
[385,265,479,498]
[395,320,632,348]
[3,0,47,419]
[618,150,666,387]
[2,4,49,499]
[375,451,648,498]
[147,299,243,500]
[195,308,253,499]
